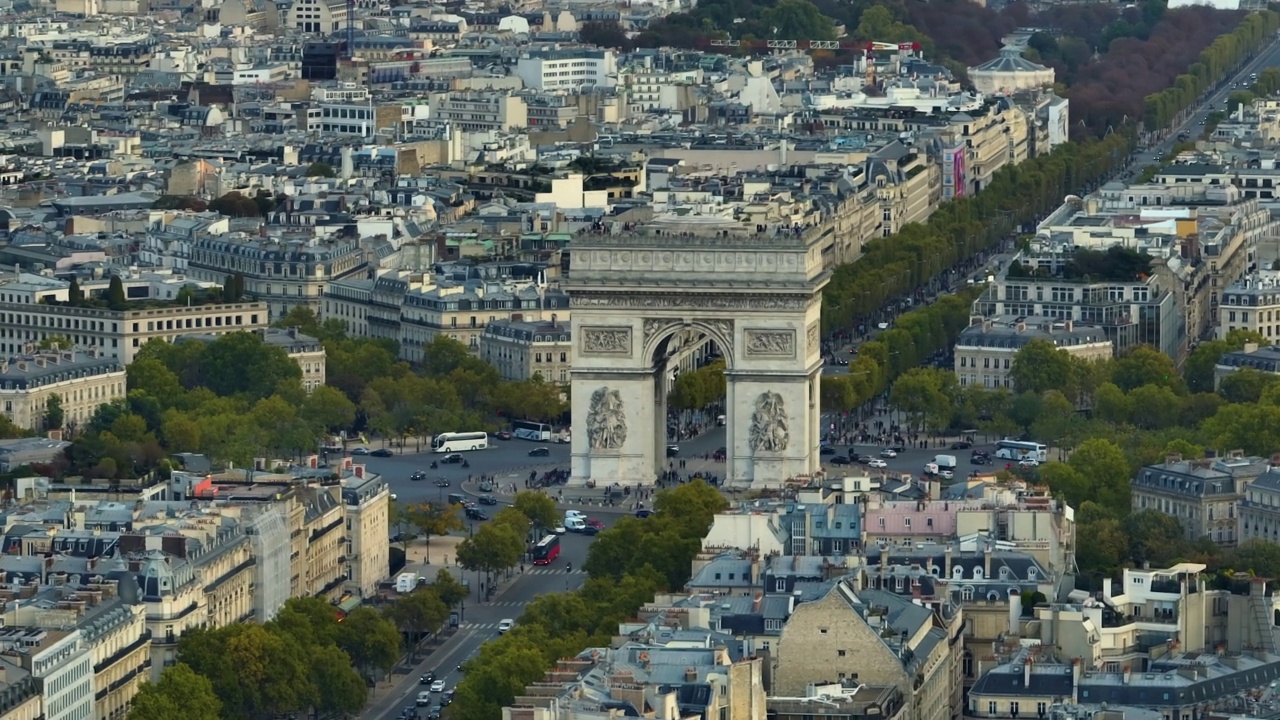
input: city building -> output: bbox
[775,581,962,720]
[500,642,767,720]
[1220,272,1280,339]
[953,315,1113,389]
[187,235,367,322]
[0,300,268,364]
[0,628,93,720]
[260,327,326,392]
[1130,452,1270,545]
[340,467,389,599]
[0,660,41,720]
[514,46,616,93]
[1214,341,1280,388]
[0,347,125,430]
[478,319,571,383]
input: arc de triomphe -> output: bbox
[565,224,830,490]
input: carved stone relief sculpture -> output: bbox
[581,327,632,354]
[807,323,820,354]
[745,330,796,356]
[586,387,628,450]
[748,391,790,452]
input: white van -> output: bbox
[565,517,586,533]
[565,510,586,521]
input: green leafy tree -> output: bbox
[336,607,402,677]
[1124,509,1188,566]
[106,275,127,310]
[889,367,954,432]
[512,491,559,534]
[456,522,525,588]
[1010,340,1078,397]
[450,634,553,720]
[37,335,73,350]
[1110,345,1185,394]
[67,277,84,305]
[200,332,303,399]
[431,568,469,608]
[306,162,337,177]
[43,393,64,431]
[301,385,357,432]
[1067,438,1133,514]
[385,587,450,649]
[127,663,221,720]
[307,643,368,716]
[177,624,315,720]
[405,502,465,563]
[209,192,261,218]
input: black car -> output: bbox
[441,453,464,464]
[666,444,680,457]
[419,672,435,684]
[477,494,498,505]
[434,479,450,488]
[581,525,600,536]
[830,455,851,465]
[950,441,972,450]
[400,706,418,719]
[635,509,653,518]
[889,442,906,453]
[848,452,861,463]
[970,451,991,465]
[495,431,513,440]
[410,471,426,482]
[820,445,836,455]
[528,447,550,457]
[465,508,488,521]
[372,448,395,457]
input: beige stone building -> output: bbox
[1132,451,1269,546]
[79,598,151,720]
[0,300,268,364]
[0,661,40,720]
[341,469,389,599]
[479,319,572,384]
[775,582,961,720]
[953,315,1113,389]
[0,348,125,430]
[1220,272,1280,340]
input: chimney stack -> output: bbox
[1024,658,1032,688]
[984,543,993,578]
[1123,666,1132,684]
[944,546,953,577]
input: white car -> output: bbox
[867,458,888,469]
[564,510,586,521]
[879,448,897,458]
[552,525,567,534]
[498,619,514,633]
[939,470,954,480]
[1019,458,1040,468]
[429,678,447,692]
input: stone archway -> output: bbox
[565,224,829,490]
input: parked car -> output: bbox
[351,447,371,455]
[867,458,888,468]
[879,448,898,458]
[495,431,513,440]
[950,441,972,450]
[528,447,550,457]
[478,495,498,506]
[830,455,851,465]
[441,453,464,464]
[371,448,394,457]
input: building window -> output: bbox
[989,702,998,716]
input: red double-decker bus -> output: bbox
[532,534,560,565]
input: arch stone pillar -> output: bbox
[565,227,829,490]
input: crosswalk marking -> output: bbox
[461,622,505,630]
[523,568,584,576]
[483,601,526,607]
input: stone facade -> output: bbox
[565,227,827,489]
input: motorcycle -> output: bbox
[462,460,470,468]
[430,461,438,469]
[566,562,572,572]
